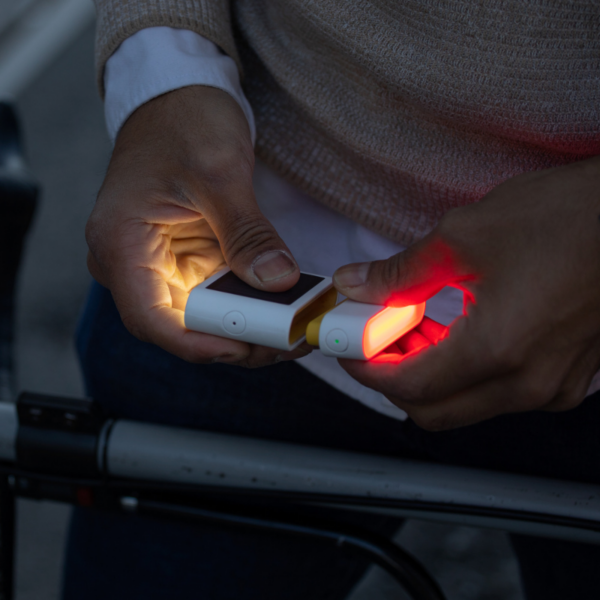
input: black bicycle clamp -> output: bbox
[15,392,106,477]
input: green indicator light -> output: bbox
[335,339,339,344]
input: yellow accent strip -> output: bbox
[305,299,345,347]
[289,287,338,346]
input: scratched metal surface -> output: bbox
[108,420,600,524]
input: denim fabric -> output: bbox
[63,282,600,599]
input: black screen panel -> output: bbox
[207,271,324,305]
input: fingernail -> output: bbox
[252,251,297,283]
[333,262,370,288]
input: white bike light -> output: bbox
[184,268,338,351]
[185,268,425,359]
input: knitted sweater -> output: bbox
[93,0,600,246]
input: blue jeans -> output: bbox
[63,283,600,599]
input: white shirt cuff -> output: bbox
[103,26,256,145]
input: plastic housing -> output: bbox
[313,300,426,360]
[184,268,337,351]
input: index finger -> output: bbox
[339,315,506,405]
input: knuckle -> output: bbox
[238,359,266,369]
[85,201,123,266]
[475,332,521,373]
[85,212,103,253]
[232,355,256,369]
[551,390,585,412]
[549,392,582,412]
[489,345,520,372]
[220,211,278,259]
[176,345,244,367]
[227,356,263,369]
[380,254,406,290]
[177,342,216,365]
[372,252,414,298]
[119,311,148,343]
[238,348,281,369]
[517,375,558,409]
[543,375,588,412]
[181,349,209,364]
[195,145,253,195]
[159,176,199,209]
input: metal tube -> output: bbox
[107,420,600,531]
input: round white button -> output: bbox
[326,329,348,353]
[223,311,246,335]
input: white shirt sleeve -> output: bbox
[103,26,256,145]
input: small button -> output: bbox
[326,329,348,353]
[223,311,246,334]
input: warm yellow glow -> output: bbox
[363,303,426,359]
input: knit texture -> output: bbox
[94,0,242,89]
[94,0,600,245]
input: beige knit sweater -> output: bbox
[93,0,600,246]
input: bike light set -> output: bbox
[184,268,426,360]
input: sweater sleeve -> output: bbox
[104,27,255,145]
[93,0,241,97]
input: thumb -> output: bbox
[208,198,300,292]
[333,236,467,306]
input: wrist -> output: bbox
[114,86,252,173]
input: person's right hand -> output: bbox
[86,86,307,367]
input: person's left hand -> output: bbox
[332,156,600,431]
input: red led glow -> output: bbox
[362,303,426,359]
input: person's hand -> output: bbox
[333,157,600,430]
[86,86,309,367]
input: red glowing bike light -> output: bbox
[307,299,427,360]
[362,303,426,359]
